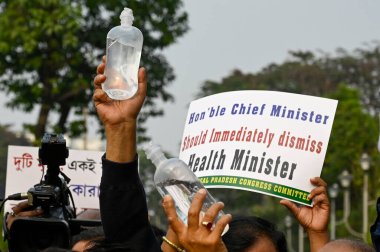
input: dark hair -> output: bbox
[78,226,163,252]
[85,241,135,251]
[71,226,105,247]
[41,240,134,252]
[222,216,287,252]
[42,248,72,252]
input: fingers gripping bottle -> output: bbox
[102,7,143,100]
[144,142,229,235]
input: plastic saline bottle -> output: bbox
[144,142,229,235]
[102,7,143,100]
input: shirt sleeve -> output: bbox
[100,154,161,251]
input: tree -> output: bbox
[323,85,379,184]
[0,0,188,143]
[328,42,380,114]
[199,43,380,115]
[323,85,379,237]
[198,50,340,98]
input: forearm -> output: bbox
[105,122,136,162]
[307,230,329,252]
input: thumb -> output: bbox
[280,199,300,217]
[136,67,147,98]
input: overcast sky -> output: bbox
[1,0,380,155]
[146,0,380,155]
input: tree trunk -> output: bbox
[35,104,51,142]
[57,104,70,135]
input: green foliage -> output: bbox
[0,0,189,142]
[198,50,341,98]
[329,44,380,113]
[199,43,380,115]
[322,85,379,237]
[323,85,378,185]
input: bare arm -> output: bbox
[280,177,330,252]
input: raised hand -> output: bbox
[93,56,146,128]
[93,56,146,162]
[162,189,231,252]
[280,177,330,252]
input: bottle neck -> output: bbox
[149,152,167,168]
[121,22,132,27]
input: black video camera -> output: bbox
[39,133,68,166]
[6,133,101,252]
[26,133,71,218]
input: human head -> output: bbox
[222,216,287,252]
[71,226,105,251]
[71,225,165,251]
[319,238,375,252]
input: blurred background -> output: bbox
[0,0,380,251]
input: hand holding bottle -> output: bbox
[144,142,230,235]
[93,56,146,162]
[94,56,146,126]
[162,189,231,252]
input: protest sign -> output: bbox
[5,145,103,212]
[179,91,338,205]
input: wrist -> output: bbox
[104,119,137,132]
[162,236,184,252]
[307,229,329,252]
[162,229,182,252]
[307,228,329,236]
[105,122,137,163]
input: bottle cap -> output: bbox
[120,7,134,26]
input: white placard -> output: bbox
[179,91,338,205]
[5,146,103,212]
